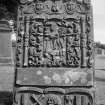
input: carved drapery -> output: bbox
[15,0,94,104]
[15,0,94,87]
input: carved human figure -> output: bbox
[51,3,59,12]
[28,46,43,66]
[66,1,76,14]
[35,3,43,11]
[29,21,44,66]
[44,21,66,66]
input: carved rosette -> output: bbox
[28,18,44,66]
[86,14,94,68]
[65,1,77,14]
[15,0,94,104]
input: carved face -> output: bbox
[30,36,37,46]
[35,3,43,11]
[66,2,76,11]
[37,25,43,33]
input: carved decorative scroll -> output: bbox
[15,0,94,104]
[16,17,24,67]
[86,14,94,68]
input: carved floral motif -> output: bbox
[16,21,24,67]
[86,14,93,68]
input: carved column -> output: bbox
[24,16,30,66]
[81,17,87,67]
[76,96,81,105]
[16,16,24,67]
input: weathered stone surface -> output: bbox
[16,68,93,86]
[16,0,93,68]
[14,0,94,105]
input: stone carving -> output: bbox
[46,95,62,105]
[15,93,63,105]
[64,95,76,105]
[23,18,81,67]
[43,20,66,67]
[14,92,92,105]
[20,0,28,4]
[30,94,41,105]
[16,0,93,68]
[34,3,44,14]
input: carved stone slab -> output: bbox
[16,0,94,69]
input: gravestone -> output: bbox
[14,0,95,105]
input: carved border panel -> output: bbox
[14,88,94,105]
[15,0,94,87]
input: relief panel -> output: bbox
[15,0,94,86]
